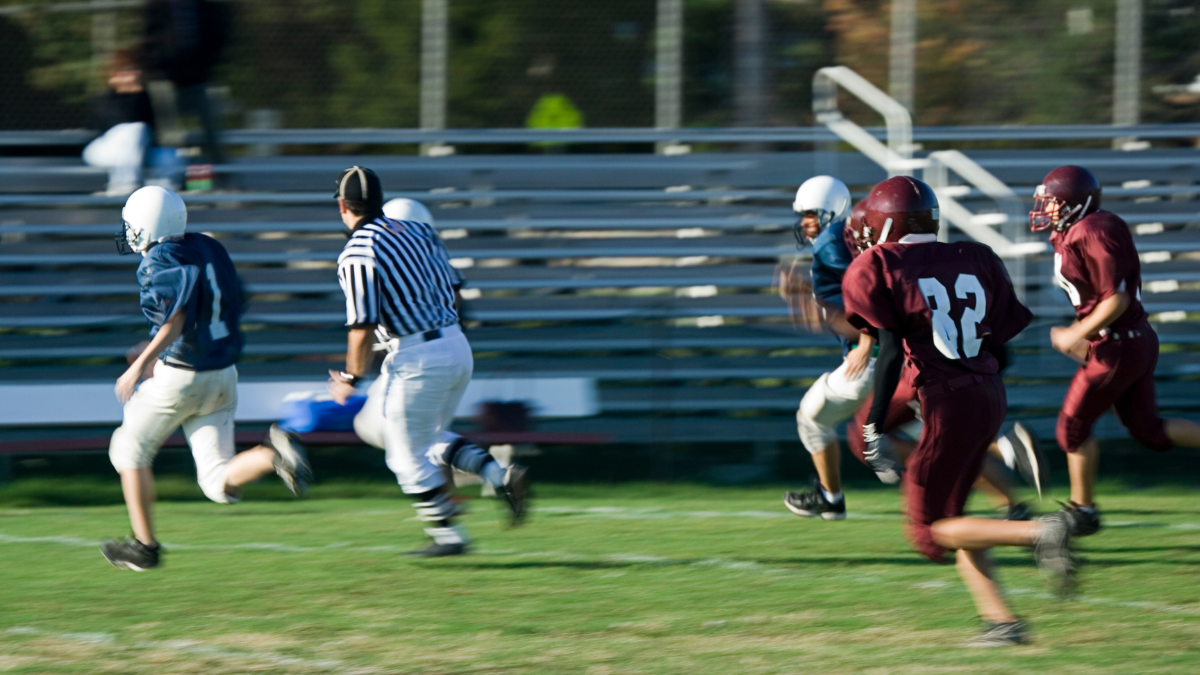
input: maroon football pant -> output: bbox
[1058,325,1170,453]
[905,373,1007,562]
[846,371,919,466]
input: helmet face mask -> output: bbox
[1028,165,1100,233]
[115,218,141,255]
[791,176,851,246]
[792,209,835,246]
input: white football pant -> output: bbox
[109,362,238,504]
[796,356,876,455]
[368,324,473,494]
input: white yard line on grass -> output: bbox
[3,626,360,673]
[534,505,893,520]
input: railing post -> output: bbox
[656,0,685,154]
[421,0,451,157]
[889,0,916,113]
[1113,0,1143,149]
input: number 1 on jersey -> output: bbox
[206,263,230,340]
[918,274,986,360]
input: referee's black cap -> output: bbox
[334,166,384,208]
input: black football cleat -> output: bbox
[1057,501,1102,537]
[1004,502,1032,522]
[268,423,313,497]
[1034,513,1076,599]
[783,479,846,521]
[1003,422,1050,499]
[405,541,468,558]
[967,620,1028,647]
[100,537,161,571]
[496,464,530,528]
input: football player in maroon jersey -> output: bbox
[843,203,1050,513]
[1032,165,1200,536]
[844,176,1075,646]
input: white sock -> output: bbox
[821,487,843,504]
[425,524,468,545]
[995,435,1017,470]
[481,461,506,488]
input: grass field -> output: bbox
[1,479,1199,674]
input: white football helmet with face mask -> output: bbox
[383,198,435,226]
[792,175,851,245]
[117,186,187,255]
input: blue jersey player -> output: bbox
[776,176,874,520]
[778,178,1046,523]
[101,186,311,571]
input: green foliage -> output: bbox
[3,1,1200,131]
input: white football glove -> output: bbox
[863,423,904,485]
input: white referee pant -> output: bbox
[108,362,239,504]
[796,356,876,455]
[360,324,473,494]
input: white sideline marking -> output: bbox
[534,505,891,520]
[3,626,351,672]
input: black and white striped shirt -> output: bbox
[337,217,462,339]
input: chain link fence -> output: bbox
[1,0,1198,136]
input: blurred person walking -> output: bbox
[82,48,155,196]
[141,0,230,166]
[328,169,530,557]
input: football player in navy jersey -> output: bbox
[101,186,311,571]
[778,178,1046,522]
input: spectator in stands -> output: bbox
[82,48,156,196]
[141,0,230,166]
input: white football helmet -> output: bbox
[118,186,187,255]
[383,198,435,226]
[792,175,851,244]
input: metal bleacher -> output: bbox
[1,125,1198,448]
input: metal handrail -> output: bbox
[812,66,923,177]
[6,123,1200,147]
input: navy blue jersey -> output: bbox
[137,232,244,371]
[809,219,854,353]
[810,219,853,310]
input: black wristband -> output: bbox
[338,371,361,387]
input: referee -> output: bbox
[327,166,529,556]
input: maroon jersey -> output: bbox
[1050,210,1148,331]
[843,237,1033,386]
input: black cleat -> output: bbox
[1004,502,1032,521]
[1057,501,1102,537]
[268,423,313,497]
[405,541,468,557]
[1003,422,1049,499]
[783,480,846,521]
[496,464,530,528]
[1034,513,1075,599]
[100,537,161,571]
[967,620,1028,647]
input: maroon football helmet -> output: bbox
[844,200,869,255]
[1029,165,1101,232]
[852,176,940,251]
